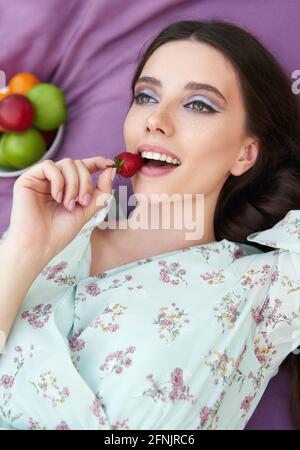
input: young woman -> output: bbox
[0,19,300,430]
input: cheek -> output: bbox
[123,109,142,147]
[180,121,242,192]
[192,114,244,164]
[122,113,131,145]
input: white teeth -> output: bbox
[140,151,181,165]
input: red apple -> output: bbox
[0,94,34,132]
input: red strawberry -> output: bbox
[107,151,143,178]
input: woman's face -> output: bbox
[123,40,258,203]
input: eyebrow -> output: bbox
[135,76,227,104]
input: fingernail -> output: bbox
[83,193,91,206]
[56,192,63,203]
[111,167,117,181]
[106,158,115,165]
[68,199,76,211]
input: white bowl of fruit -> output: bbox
[0,72,67,178]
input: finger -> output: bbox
[16,159,65,202]
[73,159,94,207]
[79,156,115,174]
[96,166,116,194]
[87,166,116,215]
[55,158,79,211]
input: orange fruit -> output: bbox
[8,72,40,95]
[0,92,8,100]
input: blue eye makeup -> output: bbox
[185,95,221,113]
[132,89,221,113]
[133,88,158,104]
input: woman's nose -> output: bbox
[145,109,174,135]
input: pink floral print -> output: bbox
[110,418,130,430]
[282,210,300,237]
[240,394,255,415]
[253,334,277,368]
[0,345,34,424]
[153,303,190,342]
[91,395,130,430]
[280,273,300,294]
[28,417,47,430]
[99,346,136,378]
[21,304,53,329]
[140,368,196,405]
[69,328,85,352]
[28,417,70,430]
[241,264,272,289]
[204,345,247,390]
[29,371,70,407]
[75,274,143,304]
[213,291,244,333]
[55,421,70,430]
[90,303,127,333]
[200,269,225,285]
[0,375,14,389]
[195,241,245,264]
[251,295,299,329]
[158,260,188,286]
[68,328,86,369]
[41,261,77,286]
[195,244,221,263]
[91,396,108,427]
[198,391,226,429]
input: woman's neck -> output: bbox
[106,197,216,259]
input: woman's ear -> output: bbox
[230,137,260,176]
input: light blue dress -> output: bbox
[0,190,299,430]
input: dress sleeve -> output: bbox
[246,210,300,364]
[0,192,116,431]
[0,191,116,308]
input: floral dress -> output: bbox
[0,191,299,430]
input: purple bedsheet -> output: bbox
[0,0,299,430]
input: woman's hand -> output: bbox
[6,157,116,263]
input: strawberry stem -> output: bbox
[105,158,127,178]
[113,158,124,173]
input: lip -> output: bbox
[140,164,179,177]
[137,144,181,162]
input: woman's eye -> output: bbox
[133,92,155,104]
[133,92,217,113]
[184,100,216,113]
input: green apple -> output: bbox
[0,134,16,168]
[2,128,46,168]
[27,83,67,130]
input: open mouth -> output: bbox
[140,154,181,177]
[141,157,181,168]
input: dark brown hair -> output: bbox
[130,19,300,429]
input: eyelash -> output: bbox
[132,92,218,113]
